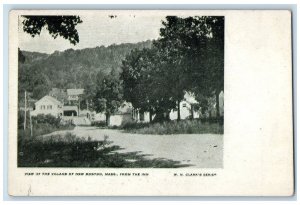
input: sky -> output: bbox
[18,13,166,54]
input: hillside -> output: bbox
[18,40,153,101]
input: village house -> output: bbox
[30,95,63,117]
[67,89,84,103]
[31,88,91,125]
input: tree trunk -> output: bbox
[177,100,181,121]
[216,91,220,118]
[166,111,171,121]
[153,112,165,123]
[24,91,27,130]
[190,104,194,119]
[149,110,153,122]
[105,113,110,126]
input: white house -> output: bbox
[169,92,200,120]
[93,102,134,126]
[67,89,84,102]
[30,95,63,117]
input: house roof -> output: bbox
[63,106,78,111]
[115,102,132,114]
[184,92,198,104]
[49,88,67,102]
[35,95,62,105]
[67,89,84,96]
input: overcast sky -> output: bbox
[18,14,166,54]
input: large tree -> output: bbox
[93,70,123,126]
[158,16,224,118]
[121,47,177,122]
[22,15,82,45]
[121,48,156,121]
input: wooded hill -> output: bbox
[18,40,152,101]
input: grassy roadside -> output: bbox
[18,123,75,139]
[121,119,223,135]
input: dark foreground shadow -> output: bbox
[18,138,192,168]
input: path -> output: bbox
[45,126,223,168]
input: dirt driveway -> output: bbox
[47,126,223,168]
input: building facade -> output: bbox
[30,95,63,117]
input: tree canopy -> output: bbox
[121,16,224,121]
[93,70,123,125]
[22,15,82,45]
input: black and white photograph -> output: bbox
[17,13,224,168]
[7,8,295,197]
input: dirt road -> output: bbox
[47,126,223,168]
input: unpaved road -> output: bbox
[46,126,223,168]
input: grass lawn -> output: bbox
[121,119,223,135]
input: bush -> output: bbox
[18,113,75,139]
[91,121,107,127]
[32,114,61,128]
[121,121,149,130]
[200,116,224,125]
[18,133,109,167]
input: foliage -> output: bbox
[93,70,124,125]
[121,47,176,121]
[18,112,74,139]
[22,15,82,45]
[121,16,224,121]
[157,16,224,116]
[32,114,62,128]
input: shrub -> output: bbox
[32,114,61,127]
[18,113,75,139]
[91,121,106,127]
[121,121,150,130]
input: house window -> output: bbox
[41,105,45,110]
[47,105,52,110]
[183,103,187,108]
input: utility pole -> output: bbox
[23,90,26,130]
[78,97,80,117]
[29,110,33,137]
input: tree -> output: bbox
[203,17,224,117]
[22,15,82,45]
[93,71,123,126]
[155,16,208,120]
[121,48,156,121]
[157,16,224,118]
[121,47,177,122]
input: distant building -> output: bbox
[49,88,67,104]
[31,88,93,126]
[67,89,84,102]
[109,102,134,126]
[169,92,200,120]
[30,95,63,117]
